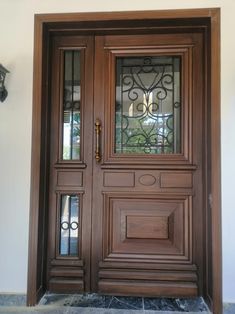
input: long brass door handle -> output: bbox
[95,119,101,162]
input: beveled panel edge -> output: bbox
[104,252,189,262]
[50,267,84,277]
[50,258,84,267]
[49,278,84,293]
[102,192,192,263]
[99,260,198,271]
[54,162,87,169]
[98,269,198,282]
[98,279,198,297]
[101,190,191,199]
[100,163,197,170]
[55,186,85,192]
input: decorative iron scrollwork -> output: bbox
[115,56,181,154]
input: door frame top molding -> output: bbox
[27,8,221,314]
[35,8,218,23]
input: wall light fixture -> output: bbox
[0,64,9,102]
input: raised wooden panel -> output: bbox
[57,171,83,187]
[104,171,134,187]
[126,216,168,239]
[49,265,85,293]
[50,267,84,277]
[103,193,192,262]
[98,261,198,294]
[49,278,84,293]
[135,171,160,189]
[50,259,84,267]
[98,280,197,297]
[99,261,197,271]
[160,172,192,188]
[138,174,157,186]
[99,269,197,282]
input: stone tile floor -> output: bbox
[39,294,208,312]
[0,293,233,313]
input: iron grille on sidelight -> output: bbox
[59,195,79,256]
[115,56,181,154]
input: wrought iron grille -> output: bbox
[59,195,79,256]
[115,56,181,154]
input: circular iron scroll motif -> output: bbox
[61,221,78,231]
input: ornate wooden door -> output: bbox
[47,31,204,297]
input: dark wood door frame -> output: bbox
[27,8,221,313]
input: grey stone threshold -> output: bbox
[0,293,234,312]
[0,306,210,314]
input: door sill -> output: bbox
[39,292,210,312]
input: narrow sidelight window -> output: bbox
[63,51,81,160]
[59,194,80,256]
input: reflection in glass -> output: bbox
[115,56,181,154]
[60,195,79,256]
[63,51,81,160]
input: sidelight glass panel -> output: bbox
[115,56,181,154]
[59,195,79,256]
[63,51,81,160]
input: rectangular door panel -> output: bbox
[98,280,198,297]
[92,33,203,297]
[103,170,193,191]
[102,193,192,260]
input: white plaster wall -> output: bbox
[0,0,234,302]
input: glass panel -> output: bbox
[63,51,81,160]
[115,56,181,154]
[60,195,79,256]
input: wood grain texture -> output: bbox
[104,172,135,187]
[103,38,193,167]
[99,269,197,281]
[27,10,221,312]
[210,9,222,314]
[160,172,192,188]
[46,35,94,294]
[102,193,192,261]
[126,216,168,239]
[57,171,83,187]
[49,278,84,293]
[98,280,198,297]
